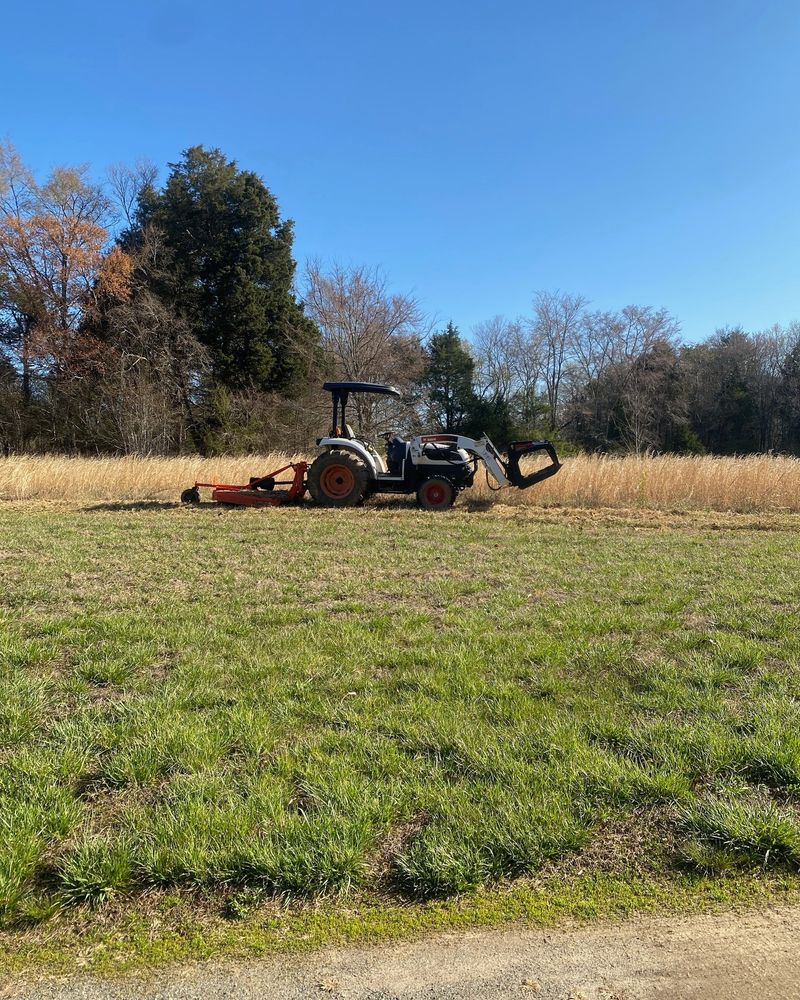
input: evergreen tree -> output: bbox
[778,340,800,453]
[462,393,514,447]
[421,322,475,432]
[130,146,320,395]
[683,330,760,454]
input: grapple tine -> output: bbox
[504,440,561,489]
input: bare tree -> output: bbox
[472,316,518,400]
[569,310,617,385]
[303,260,426,434]
[58,225,210,454]
[751,324,794,451]
[616,305,679,360]
[617,340,685,454]
[94,289,208,453]
[472,315,546,428]
[530,291,587,430]
[565,305,681,445]
[106,159,158,232]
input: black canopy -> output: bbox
[322,382,402,438]
[322,381,402,399]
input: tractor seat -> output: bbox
[386,436,408,472]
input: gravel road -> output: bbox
[8,904,800,999]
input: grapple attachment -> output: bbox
[504,440,561,489]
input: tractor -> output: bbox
[181,380,561,510]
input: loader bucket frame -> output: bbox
[504,440,562,489]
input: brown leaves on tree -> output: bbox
[0,141,111,381]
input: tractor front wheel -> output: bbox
[308,451,369,507]
[416,477,456,511]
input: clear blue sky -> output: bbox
[3,0,799,342]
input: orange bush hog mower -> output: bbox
[181,381,561,510]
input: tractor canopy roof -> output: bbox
[322,381,402,399]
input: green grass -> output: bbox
[0,500,799,970]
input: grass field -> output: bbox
[1,496,800,971]
[3,451,800,511]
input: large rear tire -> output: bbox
[416,477,456,511]
[308,451,369,507]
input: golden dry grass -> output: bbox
[1,452,800,513]
[506,452,800,513]
[0,452,300,503]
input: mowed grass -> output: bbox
[1,500,800,966]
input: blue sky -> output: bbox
[3,0,799,342]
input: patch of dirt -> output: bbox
[546,809,678,880]
[287,777,318,815]
[369,811,431,881]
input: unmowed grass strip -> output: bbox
[0,502,798,972]
[2,451,800,511]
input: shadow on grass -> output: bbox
[460,496,496,512]
[85,500,305,513]
[83,500,185,512]
[84,495,492,515]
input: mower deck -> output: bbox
[209,487,291,507]
[182,462,308,507]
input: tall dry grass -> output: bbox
[1,452,800,513]
[0,453,300,503]
[498,452,800,513]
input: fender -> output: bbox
[317,437,385,476]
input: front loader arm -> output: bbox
[411,434,512,486]
[457,436,561,489]
[411,434,561,490]
[460,436,512,486]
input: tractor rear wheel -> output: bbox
[308,451,369,507]
[416,477,456,511]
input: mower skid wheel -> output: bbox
[505,440,561,490]
[180,486,201,505]
[308,450,368,507]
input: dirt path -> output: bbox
[10,905,800,999]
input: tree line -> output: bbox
[1,141,798,456]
